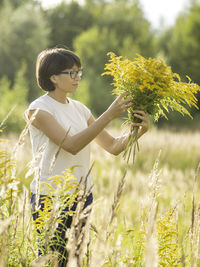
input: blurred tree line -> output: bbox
[0,0,200,133]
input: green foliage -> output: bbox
[0,135,83,266]
[122,227,145,265]
[0,0,49,101]
[74,26,117,115]
[157,208,182,266]
[1,0,200,129]
[31,169,80,260]
[103,52,200,161]
[96,0,156,58]
[0,138,26,266]
[0,63,28,133]
[0,0,157,119]
[74,0,156,115]
[45,1,94,50]
[1,0,35,8]
[103,52,200,121]
[1,130,200,265]
[158,1,200,122]
[166,3,200,85]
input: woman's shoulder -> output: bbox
[28,94,54,115]
[69,98,87,108]
[29,94,48,105]
[69,98,92,120]
[29,94,51,108]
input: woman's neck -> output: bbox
[47,91,69,104]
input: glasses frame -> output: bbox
[59,69,83,79]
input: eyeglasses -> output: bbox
[60,69,83,79]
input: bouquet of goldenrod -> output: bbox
[102,52,200,162]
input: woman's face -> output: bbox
[52,65,82,94]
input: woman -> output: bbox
[26,47,149,265]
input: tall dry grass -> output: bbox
[0,127,200,266]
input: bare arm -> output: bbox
[28,92,132,155]
[89,110,149,155]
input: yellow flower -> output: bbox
[102,52,200,162]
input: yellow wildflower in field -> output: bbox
[157,208,182,266]
[102,52,200,162]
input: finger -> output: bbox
[131,122,142,127]
[124,97,132,103]
[125,101,132,106]
[120,97,132,108]
[134,113,145,120]
[118,91,129,99]
[123,103,132,110]
[133,110,147,115]
[134,112,149,121]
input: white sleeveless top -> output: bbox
[27,94,92,194]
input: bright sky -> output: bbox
[139,0,188,28]
[40,0,189,29]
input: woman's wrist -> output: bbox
[104,109,115,122]
[138,126,148,138]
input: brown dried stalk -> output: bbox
[66,183,93,267]
[0,106,16,130]
[30,254,57,267]
[144,151,161,267]
[190,162,200,267]
[89,171,127,266]
[106,171,126,239]
[12,109,38,159]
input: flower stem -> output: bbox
[123,127,139,163]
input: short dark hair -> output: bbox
[36,47,81,91]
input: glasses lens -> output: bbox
[70,70,82,79]
[78,70,82,78]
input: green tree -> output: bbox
[0,63,28,133]
[74,0,156,115]
[74,26,119,115]
[45,1,94,50]
[157,0,200,128]
[0,0,49,101]
[97,0,156,58]
[159,1,200,84]
[0,0,38,8]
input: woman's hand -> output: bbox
[131,110,149,137]
[106,92,132,120]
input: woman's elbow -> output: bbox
[69,149,78,155]
[109,142,122,156]
[111,149,121,156]
[62,144,79,155]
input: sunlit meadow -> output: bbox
[1,125,200,266]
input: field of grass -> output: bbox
[1,127,200,266]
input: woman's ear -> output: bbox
[50,74,57,84]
